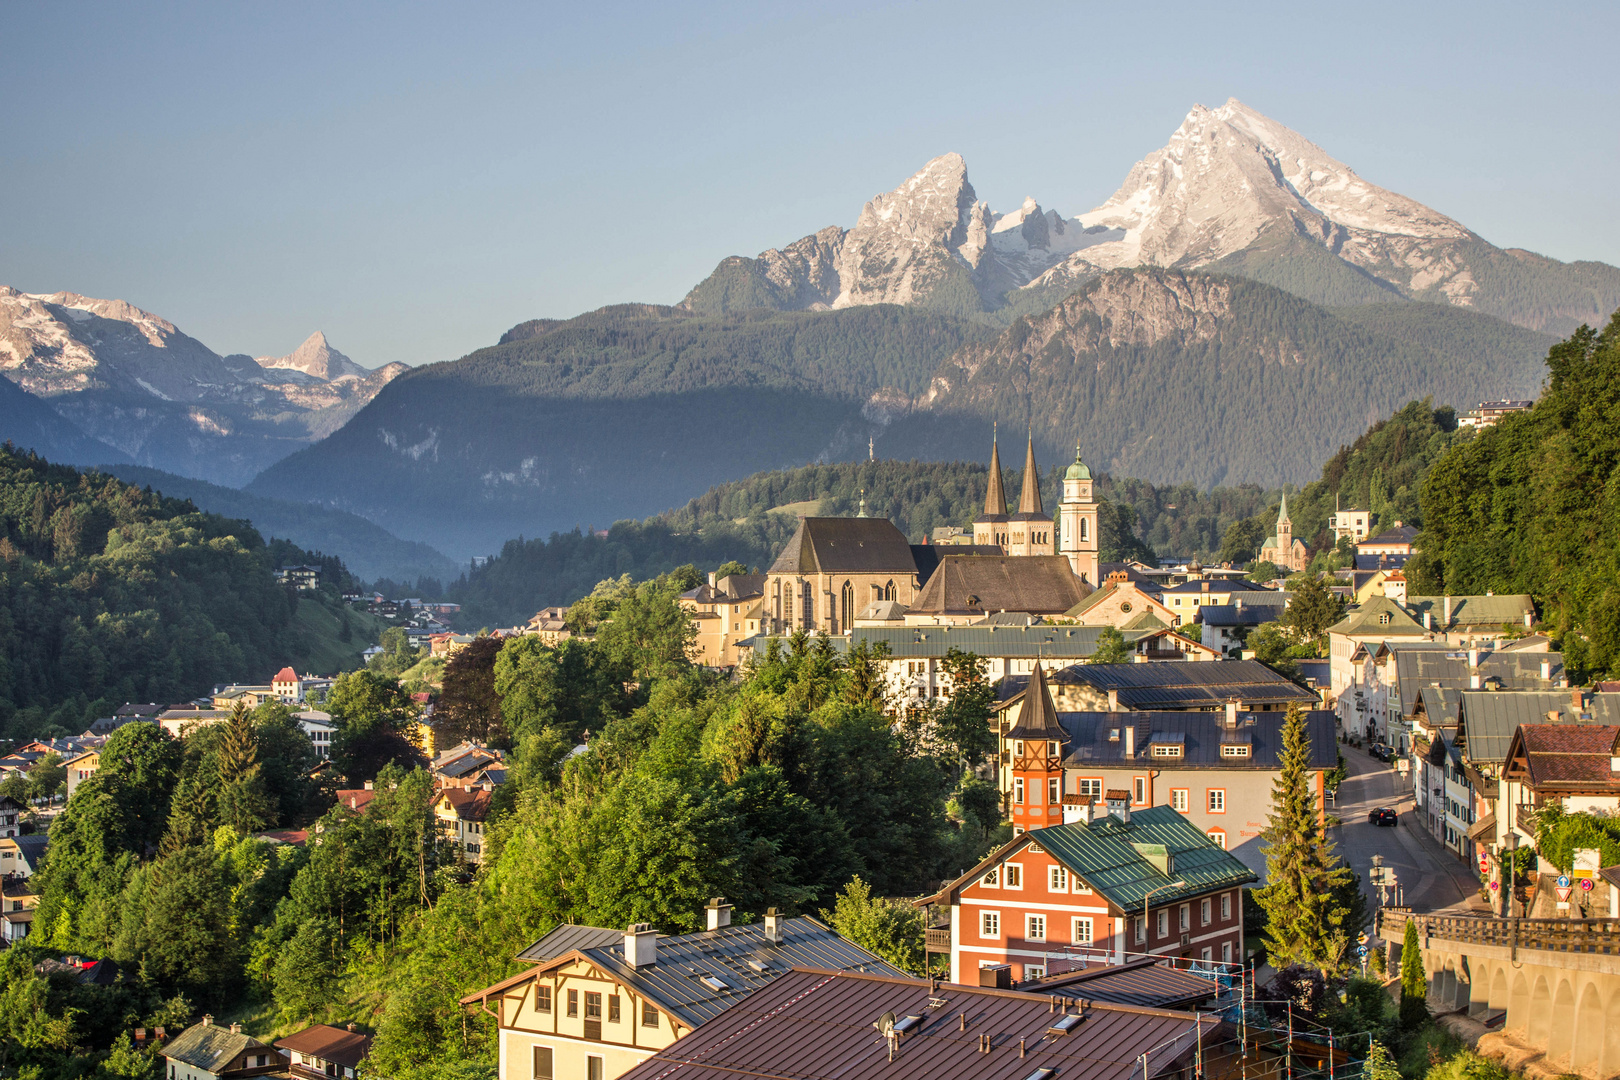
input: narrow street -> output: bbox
[1329,742,1483,931]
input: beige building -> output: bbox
[679,573,764,667]
[460,907,904,1080]
[762,517,925,635]
[435,786,493,865]
[64,750,100,799]
[1062,572,1176,628]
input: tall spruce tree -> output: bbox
[1255,703,1361,973]
[217,701,273,836]
[1399,919,1428,1027]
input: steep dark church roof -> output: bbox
[975,435,1009,524]
[1009,433,1046,521]
[1006,661,1064,740]
[766,518,918,576]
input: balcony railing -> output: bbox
[1516,803,1537,832]
[1378,910,1620,957]
[925,926,951,951]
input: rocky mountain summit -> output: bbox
[0,286,404,483]
[684,99,1620,334]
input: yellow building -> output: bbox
[1063,571,1177,628]
[678,573,764,667]
[459,906,904,1080]
[762,517,925,636]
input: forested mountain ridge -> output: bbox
[0,447,374,739]
[248,273,1549,560]
[1414,311,1620,675]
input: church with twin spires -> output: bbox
[973,430,1100,586]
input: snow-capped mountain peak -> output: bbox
[256,330,369,381]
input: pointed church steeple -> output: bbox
[980,428,1007,520]
[1016,431,1043,516]
[1277,491,1291,527]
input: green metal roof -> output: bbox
[1406,594,1535,629]
[1326,595,1428,637]
[1025,805,1256,911]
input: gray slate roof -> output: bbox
[515,924,625,962]
[1052,660,1317,709]
[767,517,917,576]
[162,1022,274,1072]
[1457,692,1620,765]
[1057,710,1337,770]
[909,554,1091,616]
[855,624,1148,660]
[1393,647,1565,715]
[521,916,905,1029]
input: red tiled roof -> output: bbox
[336,789,378,813]
[439,787,493,822]
[273,667,299,683]
[1511,724,1620,789]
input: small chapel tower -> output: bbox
[1058,444,1099,584]
[1007,661,1066,830]
[973,429,1010,548]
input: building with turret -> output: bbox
[1256,493,1310,573]
[1057,444,1099,585]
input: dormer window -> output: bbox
[1152,744,1182,758]
[1108,728,1120,742]
[1221,744,1251,758]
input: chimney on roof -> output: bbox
[1541,659,1552,682]
[1423,611,1432,631]
[1444,595,1452,626]
[1120,802,1130,825]
[1470,672,1481,690]
[346,1023,357,1033]
[202,1015,213,1027]
[1574,689,1587,711]
[1107,689,1119,711]
[1525,611,1534,628]
[708,572,716,588]
[706,897,733,931]
[1123,724,1135,761]
[1468,648,1480,670]
[763,907,783,944]
[364,781,374,791]
[625,922,658,966]
[229,1022,241,1034]
[1224,700,1237,727]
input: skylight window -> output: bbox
[697,974,730,992]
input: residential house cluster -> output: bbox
[160,1016,373,1080]
[336,740,505,865]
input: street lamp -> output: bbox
[1142,880,1188,951]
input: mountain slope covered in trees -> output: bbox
[1414,312,1620,675]
[249,274,1550,560]
[0,448,378,739]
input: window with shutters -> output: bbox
[1133,777,1146,804]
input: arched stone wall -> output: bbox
[1528,974,1552,1046]
[1509,971,1531,1034]
[1601,988,1620,1078]
[1488,966,1508,1012]
[1549,978,1577,1065]
[1574,983,1603,1074]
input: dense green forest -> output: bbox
[0,448,375,741]
[248,274,1550,561]
[102,465,460,586]
[12,575,1001,1078]
[1414,312,1620,674]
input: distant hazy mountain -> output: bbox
[684,99,1620,335]
[101,464,460,586]
[246,273,1552,559]
[0,287,406,484]
[0,374,131,466]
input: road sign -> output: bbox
[1582,878,1595,892]
[1558,875,1572,889]
[1558,901,1572,911]
[1479,852,1489,873]
[1557,884,1574,902]
[1357,945,1368,957]
[1489,881,1499,891]
[1358,933,1368,945]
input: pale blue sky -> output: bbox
[3,1,1616,368]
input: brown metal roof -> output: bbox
[617,967,1214,1080]
[1006,661,1064,741]
[767,517,919,576]
[274,1024,372,1069]
[910,555,1091,616]
[1028,957,1220,1010]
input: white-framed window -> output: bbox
[1050,866,1068,892]
[1221,744,1251,758]
[1014,778,1025,805]
[981,911,1000,938]
[1013,740,1024,757]
[1073,917,1094,944]
[1156,910,1169,938]
[1201,898,1212,925]
[1027,914,1047,941]
[1077,778,1103,799]
[1025,965,1046,980]
[1207,789,1226,813]
[1171,789,1189,813]
[1134,918,1146,944]
[1048,741,1060,757]
[1221,892,1232,920]
[1222,940,1233,963]
[1073,878,1093,895]
[1152,744,1181,758]
[1201,946,1213,961]
[1208,829,1227,849]
[1004,863,1023,889]
[1049,777,1061,805]
[1179,904,1190,931]
[982,867,999,888]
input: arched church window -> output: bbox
[841,581,854,631]
[1080,519,1088,542]
[801,581,814,628]
[884,580,896,602]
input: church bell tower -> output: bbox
[1058,444,1099,584]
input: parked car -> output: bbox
[1367,744,1393,762]
[1368,807,1398,827]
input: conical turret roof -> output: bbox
[1277,492,1291,525]
[1007,660,1064,740]
[976,431,1008,523]
[1010,432,1045,521]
